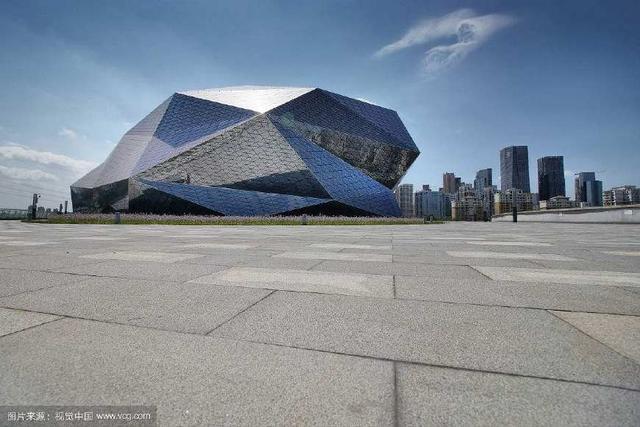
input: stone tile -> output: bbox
[447,251,577,262]
[392,254,542,267]
[398,363,640,426]
[0,254,106,271]
[64,237,127,241]
[80,251,205,263]
[181,243,256,249]
[211,292,640,389]
[396,275,640,315]
[314,259,537,276]
[49,260,227,282]
[475,266,640,287]
[0,277,271,334]
[274,251,392,262]
[309,243,392,250]
[604,251,640,257]
[552,311,640,363]
[0,307,60,337]
[189,267,394,298]
[0,319,394,425]
[0,269,88,297]
[465,241,553,247]
[0,241,52,246]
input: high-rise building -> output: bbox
[585,180,603,207]
[474,168,492,194]
[574,172,602,206]
[574,172,595,203]
[482,186,496,219]
[603,185,639,206]
[537,156,565,200]
[500,146,530,192]
[395,184,414,217]
[415,188,450,219]
[452,185,484,221]
[442,173,459,194]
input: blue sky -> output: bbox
[0,0,638,208]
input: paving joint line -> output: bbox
[0,316,64,340]
[466,265,494,280]
[204,290,277,336]
[306,259,327,270]
[392,275,397,298]
[546,310,640,368]
[392,361,399,427]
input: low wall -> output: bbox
[493,205,640,224]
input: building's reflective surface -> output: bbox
[71,86,419,216]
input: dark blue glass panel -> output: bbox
[132,94,256,174]
[322,90,418,151]
[273,121,401,217]
[139,179,330,216]
[270,89,413,152]
[155,93,256,148]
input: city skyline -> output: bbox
[1,1,639,209]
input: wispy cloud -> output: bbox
[0,144,97,175]
[374,8,516,74]
[58,127,80,141]
[0,165,59,181]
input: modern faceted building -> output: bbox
[71,86,419,216]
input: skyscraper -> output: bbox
[442,173,458,194]
[537,156,565,201]
[474,168,492,193]
[395,184,414,217]
[500,146,530,192]
[574,172,602,206]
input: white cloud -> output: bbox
[374,9,516,74]
[0,165,59,182]
[374,9,475,58]
[58,127,79,141]
[0,144,97,175]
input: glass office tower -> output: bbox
[537,156,565,200]
[500,146,530,192]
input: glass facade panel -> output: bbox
[71,86,419,216]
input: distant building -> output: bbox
[574,172,603,206]
[500,146,530,192]
[415,188,450,219]
[442,172,460,194]
[481,186,496,219]
[494,188,534,215]
[531,193,540,210]
[537,156,565,200]
[603,185,640,206]
[585,180,603,207]
[474,168,492,194]
[395,184,414,217]
[540,196,574,210]
[452,185,484,221]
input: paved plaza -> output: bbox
[1,220,639,425]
